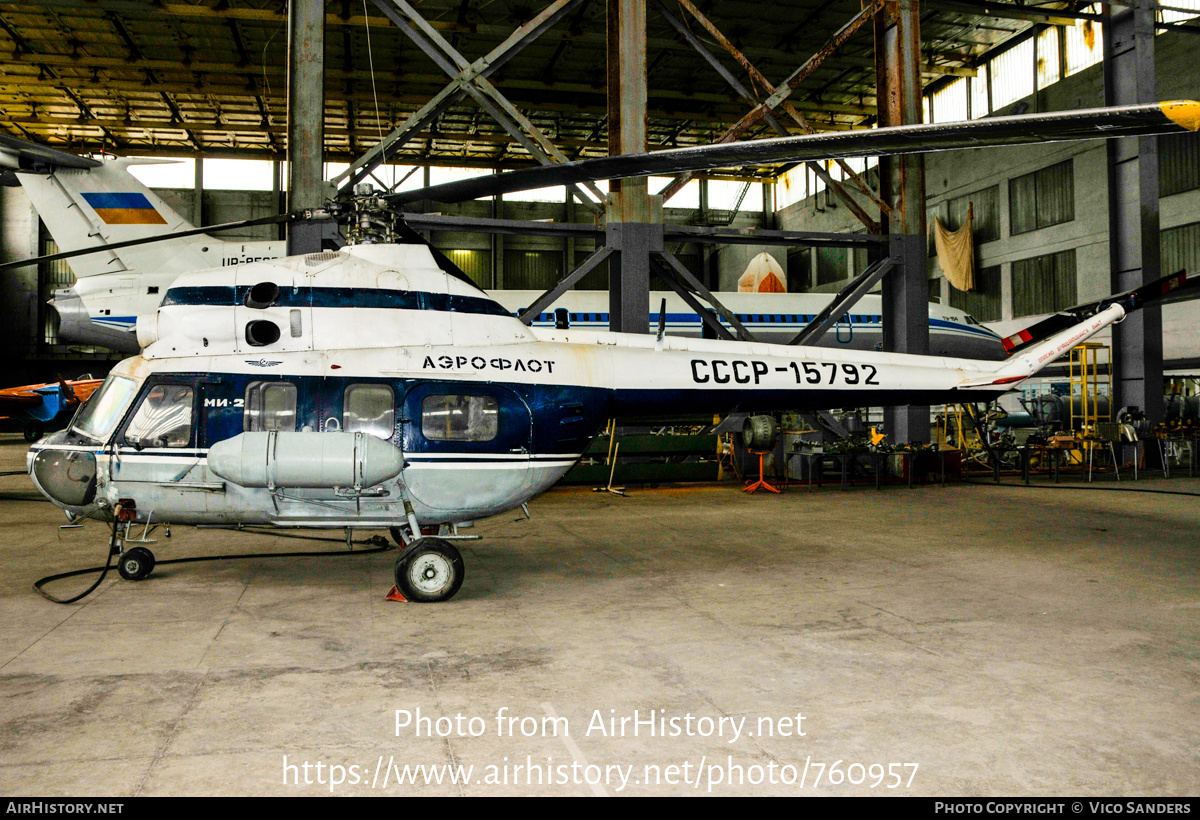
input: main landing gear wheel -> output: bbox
[23,422,44,442]
[393,538,463,603]
[117,547,155,581]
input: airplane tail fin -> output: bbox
[15,150,202,278]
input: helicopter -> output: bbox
[20,101,1200,602]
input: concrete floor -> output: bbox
[0,433,1197,796]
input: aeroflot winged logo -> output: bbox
[80,192,167,225]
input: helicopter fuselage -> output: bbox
[25,243,1117,533]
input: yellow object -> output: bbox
[1161,100,1200,132]
[1069,343,1110,436]
[870,427,885,446]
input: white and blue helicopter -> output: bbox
[18,101,1200,602]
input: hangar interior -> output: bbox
[1,0,1199,798]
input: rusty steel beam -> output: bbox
[657,0,884,204]
[663,0,888,230]
[373,0,606,208]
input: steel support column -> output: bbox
[1105,1,1165,426]
[876,0,930,444]
[192,156,203,227]
[286,0,326,255]
[607,0,652,333]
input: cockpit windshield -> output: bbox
[71,375,139,441]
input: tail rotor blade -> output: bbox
[1003,269,1195,356]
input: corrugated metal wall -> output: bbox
[39,236,74,348]
[1161,220,1200,275]
[1012,250,1076,317]
[1160,132,1200,197]
[949,264,1002,321]
[503,250,562,290]
[1010,160,1074,235]
[947,185,1000,243]
[443,249,491,289]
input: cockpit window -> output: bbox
[72,375,139,441]
[124,384,194,448]
[422,395,498,442]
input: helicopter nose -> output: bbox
[29,447,98,508]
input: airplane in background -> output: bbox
[10,152,283,351]
[8,141,1005,359]
[0,376,102,441]
[17,101,1200,602]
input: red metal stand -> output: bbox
[743,449,781,494]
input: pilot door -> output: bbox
[109,377,213,520]
[399,382,535,516]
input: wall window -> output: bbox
[244,381,297,432]
[124,384,193,448]
[1161,220,1200,275]
[1160,132,1200,197]
[950,265,1002,322]
[1009,160,1074,235]
[1012,251,1077,317]
[344,384,395,440]
[947,186,1001,243]
[422,395,498,442]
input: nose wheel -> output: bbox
[393,537,463,602]
[117,547,156,581]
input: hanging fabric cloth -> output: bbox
[934,202,975,292]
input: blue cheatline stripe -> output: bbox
[81,192,157,210]
[161,285,511,317]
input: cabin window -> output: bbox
[72,375,138,441]
[344,384,395,440]
[422,395,498,442]
[244,381,297,432]
[124,384,194,448]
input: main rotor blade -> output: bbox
[1001,268,1200,355]
[0,134,102,171]
[0,212,301,273]
[388,101,1200,204]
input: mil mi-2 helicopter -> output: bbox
[20,101,1200,602]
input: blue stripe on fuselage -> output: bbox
[162,285,510,317]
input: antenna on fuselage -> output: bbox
[655,298,667,351]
